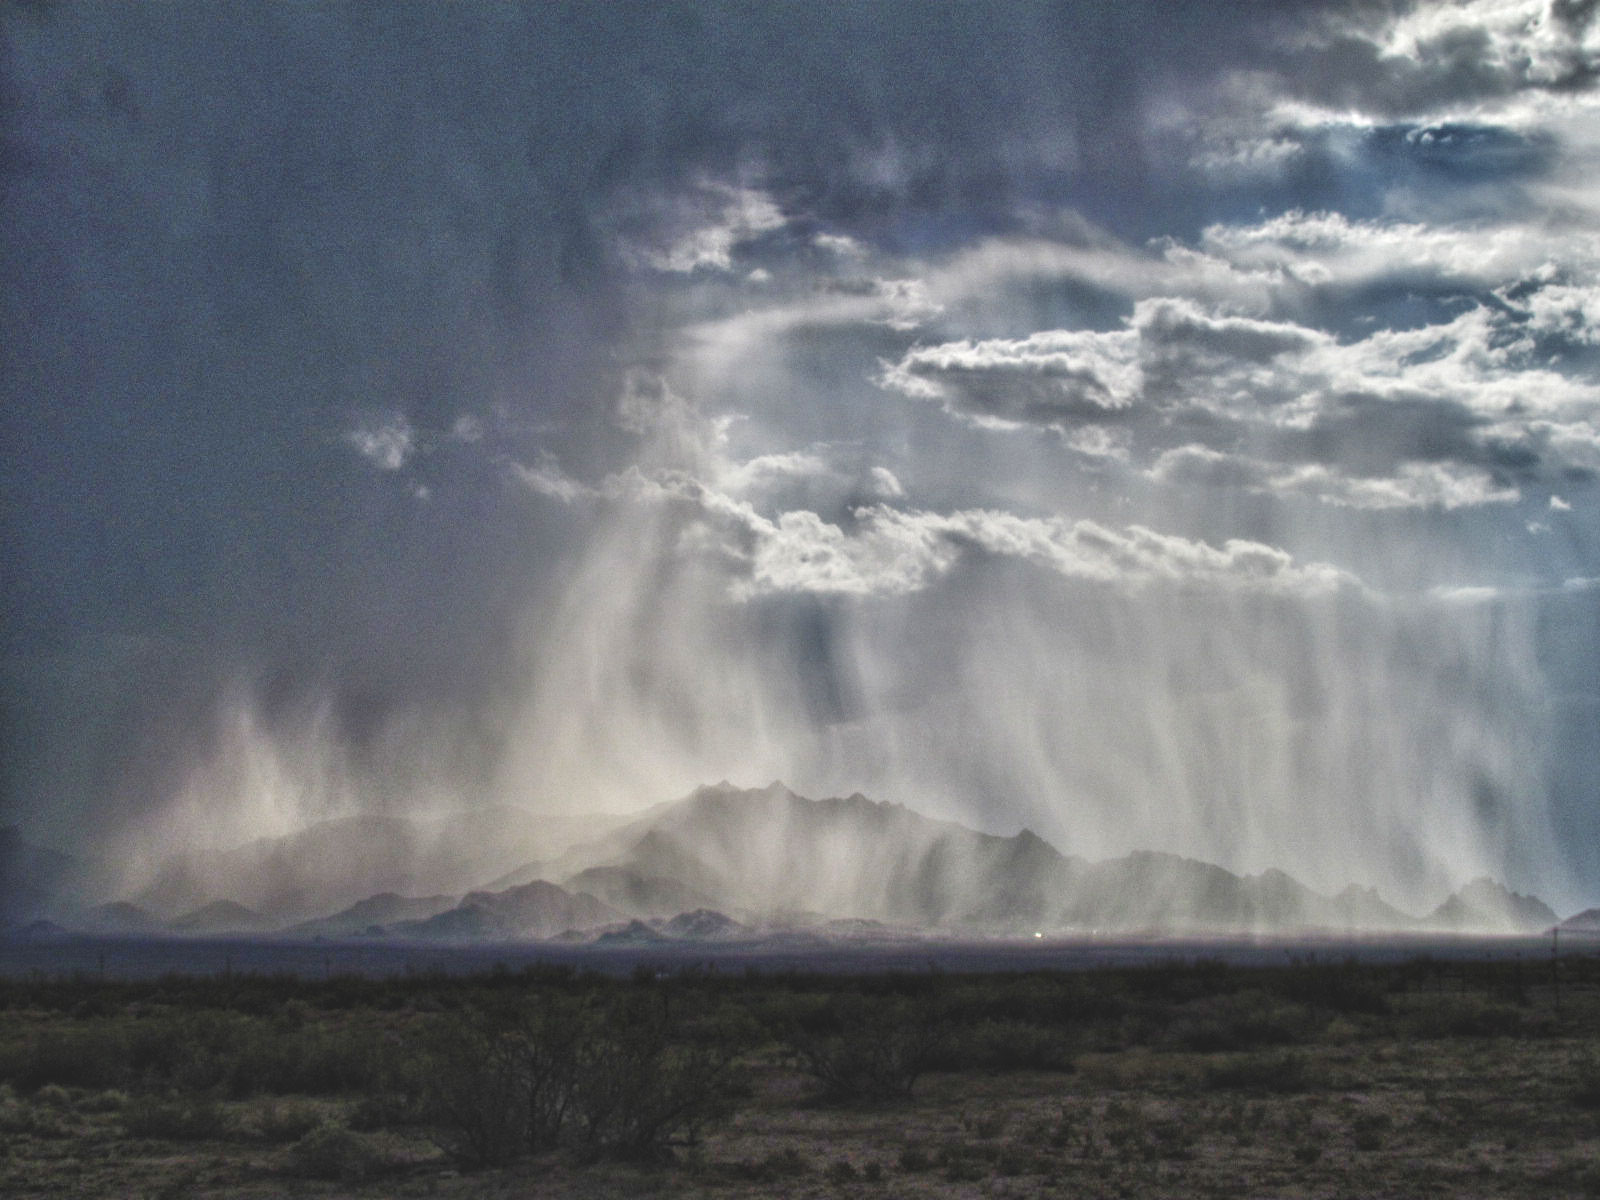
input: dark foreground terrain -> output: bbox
[1,949,1596,1198]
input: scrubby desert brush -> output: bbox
[287,1121,387,1182]
[776,992,947,1102]
[1201,1050,1329,1094]
[1350,1110,1391,1150]
[1167,989,1316,1052]
[565,996,749,1161]
[119,1093,229,1141]
[0,1091,74,1140]
[0,956,1595,1195]
[420,988,752,1167]
[724,1146,810,1182]
[940,1017,1076,1072]
[244,1097,326,1144]
[1572,1056,1600,1110]
[897,1141,932,1172]
[420,1004,556,1167]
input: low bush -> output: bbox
[897,1142,932,1172]
[1277,961,1391,1016]
[939,1145,985,1183]
[120,1094,230,1140]
[1202,1051,1327,1094]
[1170,991,1313,1052]
[779,994,946,1103]
[726,1146,809,1182]
[1413,998,1528,1039]
[1571,1060,1600,1110]
[0,1024,130,1092]
[0,1010,392,1100]
[934,1019,1075,1073]
[994,1145,1040,1175]
[422,1009,542,1167]
[423,990,750,1166]
[0,1095,73,1139]
[33,1083,72,1109]
[1147,1117,1198,1161]
[569,994,749,1160]
[76,1088,129,1114]
[347,1089,419,1132]
[1348,1108,1393,1150]
[287,1122,386,1182]
[248,1098,325,1144]
[221,1021,386,1096]
[825,1157,859,1183]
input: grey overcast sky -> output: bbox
[3,1,1597,912]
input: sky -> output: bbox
[2,0,1597,914]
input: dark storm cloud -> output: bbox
[1287,390,1499,474]
[1268,0,1599,117]
[0,1,1347,843]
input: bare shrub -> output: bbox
[781,994,946,1102]
[423,989,749,1167]
[568,992,747,1161]
[421,1008,541,1167]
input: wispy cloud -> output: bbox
[345,416,415,471]
[620,181,787,274]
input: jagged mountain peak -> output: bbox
[1557,908,1600,932]
[1429,877,1557,933]
[168,899,278,935]
[393,879,621,942]
[1457,877,1547,910]
[121,804,632,923]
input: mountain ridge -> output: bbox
[12,783,1572,941]
[481,783,1558,938]
[124,806,633,921]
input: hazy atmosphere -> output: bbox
[3,1,1598,917]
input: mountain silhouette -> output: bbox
[479,782,1517,936]
[1425,878,1557,933]
[129,807,630,921]
[394,880,620,941]
[42,782,1565,941]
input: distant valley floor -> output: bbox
[1,930,1593,981]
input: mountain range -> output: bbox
[3,783,1572,942]
[125,806,632,921]
[1,826,102,925]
